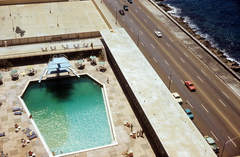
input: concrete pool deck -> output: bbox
[0,58,155,157]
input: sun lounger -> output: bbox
[25,129,32,134]
[27,131,35,137]
[22,128,31,134]
[22,128,30,132]
[0,132,5,137]
[14,112,22,115]
[28,134,37,140]
[12,108,21,112]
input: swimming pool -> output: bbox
[21,75,116,156]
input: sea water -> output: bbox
[163,0,240,64]
[22,76,112,155]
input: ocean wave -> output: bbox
[166,4,181,18]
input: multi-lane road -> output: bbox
[103,0,240,156]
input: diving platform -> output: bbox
[39,55,80,83]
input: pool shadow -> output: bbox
[44,78,75,101]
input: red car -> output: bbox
[184,81,196,92]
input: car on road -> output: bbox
[184,81,196,92]
[128,0,133,3]
[184,109,194,120]
[123,4,128,11]
[154,30,162,38]
[119,9,125,15]
[172,92,183,104]
[204,135,219,153]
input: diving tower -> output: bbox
[39,55,80,83]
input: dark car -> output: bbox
[119,9,125,15]
[204,135,219,153]
[123,4,128,11]
[128,0,133,3]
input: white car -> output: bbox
[155,30,162,38]
[172,92,183,104]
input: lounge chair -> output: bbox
[25,129,32,134]
[0,132,5,137]
[12,108,21,112]
[27,131,35,137]
[14,112,22,115]
[22,128,30,132]
[29,134,37,140]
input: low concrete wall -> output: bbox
[0,0,67,5]
[149,0,240,81]
[0,31,101,47]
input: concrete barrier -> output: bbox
[148,0,240,81]
[0,31,101,47]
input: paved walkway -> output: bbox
[0,57,155,157]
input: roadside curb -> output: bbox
[148,0,240,81]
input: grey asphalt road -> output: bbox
[103,0,240,156]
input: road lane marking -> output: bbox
[153,57,157,62]
[210,131,219,141]
[147,15,150,18]
[144,19,147,23]
[187,100,193,108]
[197,76,203,82]
[169,38,173,42]
[157,26,161,30]
[135,9,138,13]
[141,41,144,46]
[181,80,184,84]
[166,43,170,47]
[140,31,143,34]
[183,52,188,57]
[130,28,133,32]
[219,99,226,107]
[122,18,125,21]
[168,76,173,83]
[201,70,207,76]
[164,60,169,65]
[151,44,155,49]
[115,1,117,4]
[130,19,133,23]
[180,58,185,63]
[201,104,209,113]
[222,91,229,99]
[138,6,141,9]
[228,136,237,147]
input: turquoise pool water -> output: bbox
[22,76,112,155]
